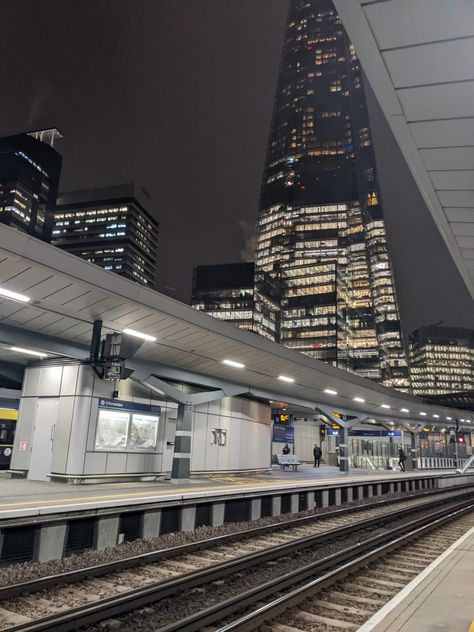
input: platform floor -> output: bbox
[359,526,474,632]
[0,465,460,520]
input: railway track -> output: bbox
[0,486,472,631]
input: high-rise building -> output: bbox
[192,263,256,332]
[254,0,410,389]
[0,129,62,241]
[409,326,474,397]
[52,184,158,287]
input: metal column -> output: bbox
[339,426,349,473]
[171,402,193,481]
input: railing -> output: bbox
[456,454,474,474]
[416,456,471,469]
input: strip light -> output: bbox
[278,375,295,383]
[10,346,47,358]
[222,359,245,369]
[354,397,365,403]
[324,388,337,395]
[0,287,30,303]
[122,328,157,342]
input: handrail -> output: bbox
[456,453,474,474]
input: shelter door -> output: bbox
[28,398,59,481]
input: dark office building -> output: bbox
[254,0,410,390]
[52,184,158,287]
[0,129,62,241]
[409,326,474,397]
[192,263,256,331]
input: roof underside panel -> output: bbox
[335,0,474,298]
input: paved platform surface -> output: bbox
[358,526,474,632]
[0,465,462,520]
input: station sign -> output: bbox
[272,425,294,443]
[332,411,357,422]
[99,399,161,414]
[273,413,291,425]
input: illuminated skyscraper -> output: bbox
[255,0,410,389]
[0,129,62,241]
[52,184,158,287]
[409,326,474,398]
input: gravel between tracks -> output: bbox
[80,502,457,632]
[0,492,408,587]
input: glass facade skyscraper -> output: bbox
[0,130,62,241]
[255,0,410,389]
[52,184,158,287]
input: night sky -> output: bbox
[1,0,473,337]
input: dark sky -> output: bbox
[1,0,473,336]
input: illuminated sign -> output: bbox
[332,411,357,422]
[273,413,291,425]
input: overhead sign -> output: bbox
[99,399,161,414]
[273,425,294,443]
[332,411,357,422]
[273,413,291,425]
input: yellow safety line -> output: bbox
[468,619,474,632]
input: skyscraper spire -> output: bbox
[255,0,410,390]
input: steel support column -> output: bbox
[171,402,193,482]
[339,426,349,474]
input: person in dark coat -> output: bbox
[313,444,322,468]
[282,444,290,455]
[398,447,406,472]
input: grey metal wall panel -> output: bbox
[10,397,37,470]
[65,396,93,474]
[37,366,63,396]
[50,397,75,473]
[106,452,127,474]
[59,365,79,396]
[83,451,107,475]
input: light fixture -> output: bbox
[10,346,47,358]
[419,412,427,416]
[0,287,31,303]
[278,375,295,383]
[353,397,365,403]
[324,388,337,395]
[122,328,157,342]
[446,417,452,421]
[381,404,390,409]
[433,414,440,419]
[400,408,410,413]
[222,359,245,369]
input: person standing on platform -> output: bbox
[313,444,322,468]
[398,447,406,472]
[282,444,290,455]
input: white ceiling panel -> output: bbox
[437,190,474,207]
[383,39,474,88]
[0,260,31,283]
[409,119,474,148]
[457,235,474,248]
[451,223,474,237]
[363,0,474,49]
[420,147,474,171]
[429,172,474,190]
[445,208,474,223]
[398,82,474,121]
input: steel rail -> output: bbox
[212,502,474,632]
[0,482,470,602]
[3,492,474,632]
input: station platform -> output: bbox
[0,465,469,522]
[359,526,474,632]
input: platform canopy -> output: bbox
[334,0,474,299]
[0,226,471,426]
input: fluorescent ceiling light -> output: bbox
[419,412,427,416]
[122,328,157,342]
[446,417,452,421]
[324,388,337,395]
[400,408,410,413]
[380,404,390,409]
[10,346,47,358]
[222,359,245,369]
[353,397,365,403]
[0,287,30,303]
[278,375,295,383]
[433,414,440,419]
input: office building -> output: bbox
[0,129,62,241]
[409,326,474,397]
[52,184,158,287]
[192,263,256,331]
[254,0,410,389]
